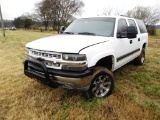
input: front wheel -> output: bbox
[85,67,114,99]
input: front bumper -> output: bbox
[24,59,93,91]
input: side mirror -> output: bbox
[127,26,137,38]
[117,32,127,38]
[60,26,65,34]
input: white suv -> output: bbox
[24,16,148,98]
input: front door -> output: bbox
[114,18,137,69]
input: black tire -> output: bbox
[134,48,145,65]
[84,67,114,99]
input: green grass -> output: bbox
[80,98,103,111]
[0,30,160,120]
[156,29,160,36]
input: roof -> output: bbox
[80,15,133,19]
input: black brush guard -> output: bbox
[24,59,59,87]
[24,59,92,89]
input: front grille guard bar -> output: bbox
[24,59,50,82]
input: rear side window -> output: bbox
[128,19,138,34]
[136,20,147,33]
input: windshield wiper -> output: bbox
[63,32,74,34]
[78,32,96,36]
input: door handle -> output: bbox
[130,40,133,44]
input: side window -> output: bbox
[128,19,138,34]
[117,19,128,38]
[136,19,147,33]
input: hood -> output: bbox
[26,35,109,53]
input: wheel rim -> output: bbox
[91,74,111,98]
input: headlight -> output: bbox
[26,48,30,54]
[62,54,86,61]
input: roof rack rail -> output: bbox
[120,15,128,17]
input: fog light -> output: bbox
[55,63,60,67]
[44,61,60,67]
[47,62,52,66]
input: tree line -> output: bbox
[103,5,160,35]
[126,6,160,35]
[13,0,84,32]
[10,2,160,34]
[103,5,160,26]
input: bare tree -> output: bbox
[35,0,51,30]
[59,0,84,25]
[48,0,63,31]
[35,0,84,32]
[48,0,84,32]
[102,7,124,16]
[126,6,160,25]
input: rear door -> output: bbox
[128,19,141,56]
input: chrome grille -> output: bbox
[27,55,61,68]
[29,49,61,59]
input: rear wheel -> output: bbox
[134,48,145,65]
[85,67,114,99]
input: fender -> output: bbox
[79,39,116,68]
[88,50,115,68]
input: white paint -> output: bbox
[26,34,109,53]
[26,16,148,70]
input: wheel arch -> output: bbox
[142,43,147,49]
[94,55,115,71]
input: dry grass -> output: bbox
[0,30,160,120]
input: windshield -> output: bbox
[64,17,115,37]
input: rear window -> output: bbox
[136,20,147,33]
